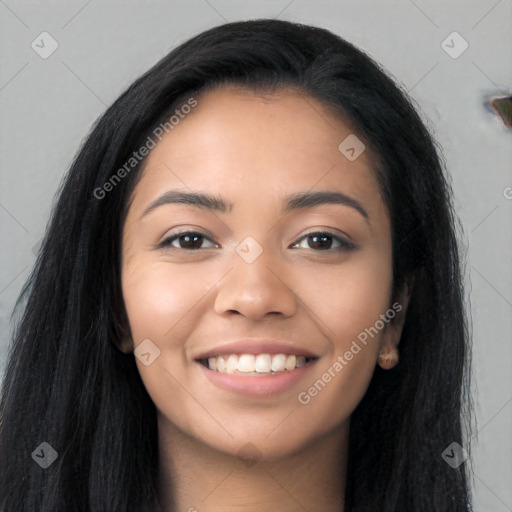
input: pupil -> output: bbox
[181,234,202,249]
[309,234,332,250]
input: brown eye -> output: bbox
[307,233,334,250]
[291,231,356,251]
[158,231,217,250]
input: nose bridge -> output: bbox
[214,239,297,319]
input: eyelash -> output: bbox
[157,230,357,252]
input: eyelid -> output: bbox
[300,227,353,240]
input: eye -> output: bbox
[157,231,218,250]
[290,231,356,251]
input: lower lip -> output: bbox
[196,360,317,397]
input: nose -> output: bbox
[214,251,298,320]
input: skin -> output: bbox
[119,86,410,511]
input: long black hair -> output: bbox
[0,19,473,511]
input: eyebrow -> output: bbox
[141,189,369,221]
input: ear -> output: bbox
[378,277,413,370]
[110,306,134,354]
[116,334,134,354]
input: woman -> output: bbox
[0,19,473,511]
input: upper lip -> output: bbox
[193,339,320,360]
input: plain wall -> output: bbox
[1,1,511,510]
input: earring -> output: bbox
[378,350,399,370]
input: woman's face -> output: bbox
[120,86,404,459]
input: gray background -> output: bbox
[1,1,511,509]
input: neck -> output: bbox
[156,416,349,512]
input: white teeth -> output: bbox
[226,354,238,374]
[285,355,296,371]
[217,356,226,372]
[204,353,313,374]
[271,354,287,372]
[238,354,255,372]
[255,354,271,373]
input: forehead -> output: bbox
[127,86,383,217]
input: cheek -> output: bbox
[293,254,393,348]
[122,258,213,344]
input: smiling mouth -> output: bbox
[197,353,318,376]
